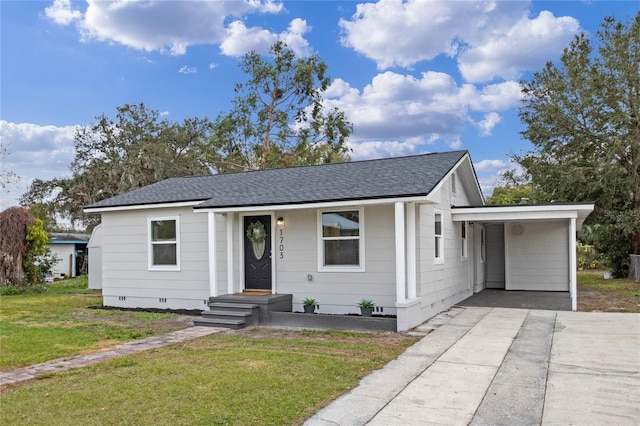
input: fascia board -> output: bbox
[194,195,430,214]
[451,203,595,222]
[83,201,203,213]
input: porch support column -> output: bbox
[569,217,577,311]
[207,212,217,298]
[226,213,235,295]
[395,202,406,303]
[406,202,417,299]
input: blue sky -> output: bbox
[1,0,638,210]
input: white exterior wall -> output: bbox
[88,224,104,290]
[49,245,75,278]
[505,220,569,291]
[274,205,396,315]
[101,207,211,310]
[397,179,474,331]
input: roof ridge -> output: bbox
[171,150,469,180]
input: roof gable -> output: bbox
[85,150,469,211]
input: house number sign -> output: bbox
[279,229,285,259]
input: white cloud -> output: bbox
[325,71,519,143]
[220,21,278,56]
[178,66,197,75]
[458,11,580,82]
[340,0,580,82]
[475,112,501,137]
[44,0,82,25]
[348,136,433,160]
[0,121,77,209]
[220,18,312,57]
[46,0,286,56]
[474,159,508,172]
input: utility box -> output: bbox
[630,255,640,282]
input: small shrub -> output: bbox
[576,243,605,270]
[0,285,24,296]
[30,284,48,294]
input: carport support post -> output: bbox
[569,217,577,311]
[395,202,406,303]
[208,212,217,298]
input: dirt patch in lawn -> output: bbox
[578,287,640,312]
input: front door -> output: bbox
[244,215,272,290]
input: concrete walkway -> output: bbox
[0,326,225,386]
[306,307,640,426]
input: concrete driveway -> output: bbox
[306,307,640,425]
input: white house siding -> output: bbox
[88,224,104,290]
[274,205,397,315]
[505,220,569,291]
[101,207,210,310]
[397,182,474,330]
[49,245,75,278]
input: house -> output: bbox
[84,151,593,331]
[47,233,90,279]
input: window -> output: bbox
[480,227,486,262]
[148,216,180,270]
[461,221,467,259]
[434,210,443,263]
[319,209,363,271]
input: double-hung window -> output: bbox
[148,216,180,271]
[319,209,364,271]
[434,210,444,264]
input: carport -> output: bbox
[452,203,594,311]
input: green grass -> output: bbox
[578,271,640,312]
[0,329,417,425]
[0,276,190,368]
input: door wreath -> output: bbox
[246,220,267,259]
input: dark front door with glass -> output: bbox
[244,215,272,290]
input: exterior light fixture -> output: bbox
[276,217,285,226]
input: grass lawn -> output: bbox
[578,271,640,313]
[1,328,417,425]
[0,276,193,368]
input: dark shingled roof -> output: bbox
[85,150,467,210]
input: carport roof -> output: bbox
[451,202,595,228]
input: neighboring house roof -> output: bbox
[85,150,472,211]
[48,233,91,244]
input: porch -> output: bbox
[193,293,397,331]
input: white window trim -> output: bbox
[434,209,444,265]
[317,208,365,272]
[461,221,467,260]
[148,215,181,271]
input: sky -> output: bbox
[1,0,638,210]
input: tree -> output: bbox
[20,103,214,229]
[209,41,352,173]
[515,13,640,277]
[0,207,55,286]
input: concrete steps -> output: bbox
[193,301,260,329]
